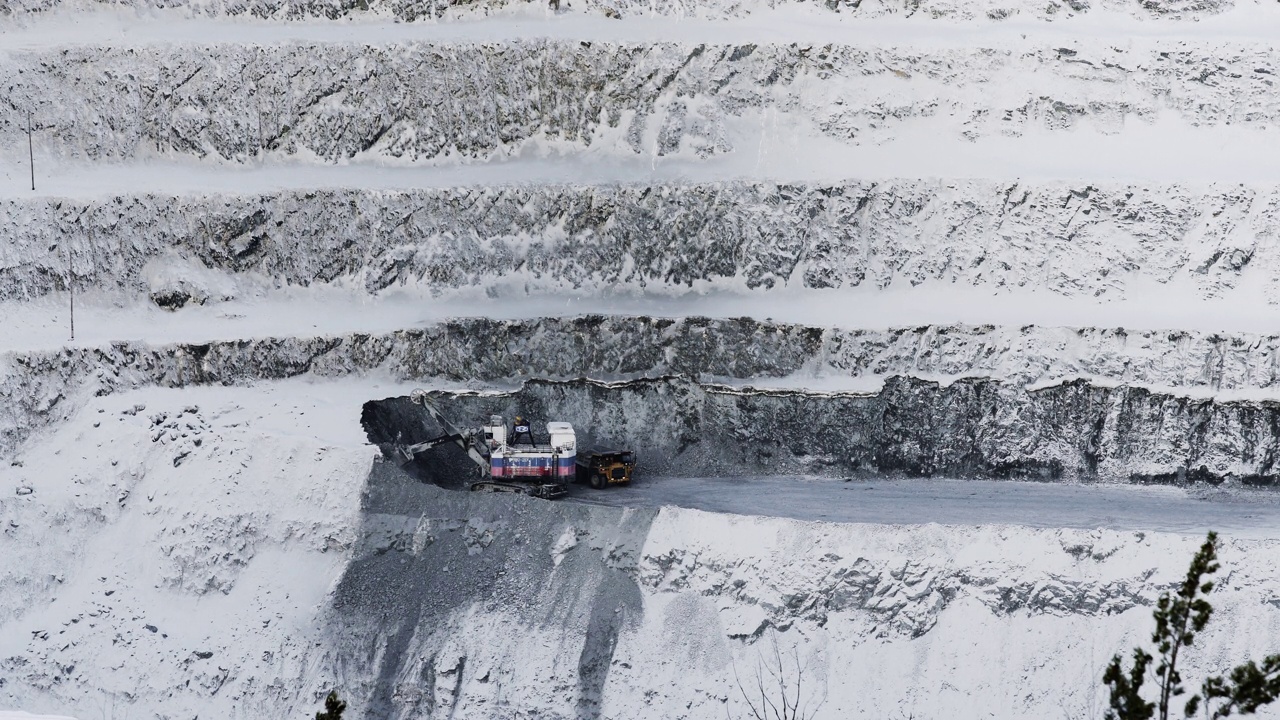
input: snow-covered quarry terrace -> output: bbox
[6,380,1280,720]
[8,0,1280,717]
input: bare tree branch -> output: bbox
[729,630,825,720]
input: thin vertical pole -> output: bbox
[27,111,35,191]
[68,244,74,341]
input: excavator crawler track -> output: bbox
[469,481,568,500]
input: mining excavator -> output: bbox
[396,389,575,499]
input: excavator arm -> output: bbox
[397,389,491,470]
[395,431,466,463]
[397,389,567,500]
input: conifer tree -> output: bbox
[1103,532,1280,720]
[315,690,346,720]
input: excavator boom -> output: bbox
[399,389,571,500]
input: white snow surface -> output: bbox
[10,282,1280,354]
[7,121,1280,187]
[0,379,396,719]
[5,380,1280,719]
[7,0,1280,717]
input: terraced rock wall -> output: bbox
[6,40,1279,163]
[14,311,1280,478]
[0,0,1243,22]
[3,181,1277,302]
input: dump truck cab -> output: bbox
[576,450,636,489]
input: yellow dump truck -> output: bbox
[575,450,636,489]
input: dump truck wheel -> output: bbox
[590,474,605,490]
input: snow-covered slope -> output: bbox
[8,0,1280,716]
[7,381,1280,720]
[0,381,378,720]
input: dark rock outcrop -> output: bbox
[365,375,1280,484]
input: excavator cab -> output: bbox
[400,393,573,500]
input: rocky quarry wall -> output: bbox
[364,376,1280,485]
[4,40,1277,165]
[0,0,1245,22]
[2,181,1278,303]
[11,316,1280,484]
[7,0,1280,717]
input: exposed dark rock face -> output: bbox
[149,288,203,310]
[324,460,656,719]
[9,315,1280,482]
[3,315,825,458]
[363,375,1280,485]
